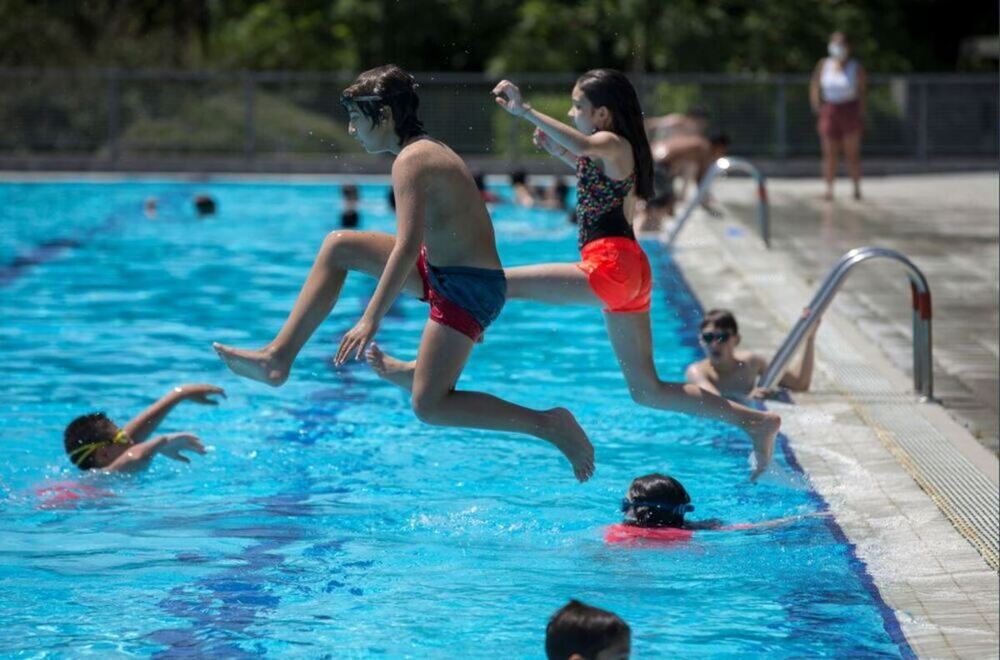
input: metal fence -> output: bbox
[0,69,995,170]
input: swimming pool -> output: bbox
[0,180,912,657]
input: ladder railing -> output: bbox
[760,247,934,400]
[665,156,770,248]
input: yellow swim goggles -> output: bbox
[69,429,130,467]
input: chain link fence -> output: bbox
[0,69,995,170]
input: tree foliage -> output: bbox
[0,0,994,72]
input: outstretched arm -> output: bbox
[492,80,630,173]
[335,153,424,365]
[105,432,206,473]
[123,384,226,443]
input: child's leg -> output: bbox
[603,311,780,480]
[214,231,425,386]
[504,263,601,304]
[408,321,595,482]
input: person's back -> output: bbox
[400,138,501,269]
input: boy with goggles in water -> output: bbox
[685,309,818,400]
[63,384,223,472]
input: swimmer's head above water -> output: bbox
[699,308,740,361]
[341,64,424,153]
[546,599,631,660]
[621,473,695,529]
[64,412,131,470]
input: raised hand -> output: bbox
[175,384,227,405]
[492,79,527,117]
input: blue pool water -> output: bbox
[0,181,911,657]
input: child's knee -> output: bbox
[410,389,447,424]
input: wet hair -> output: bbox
[699,308,738,334]
[341,184,359,202]
[624,473,692,528]
[709,132,730,149]
[511,169,528,186]
[194,194,216,216]
[64,412,119,470]
[341,64,424,146]
[546,599,630,660]
[576,69,654,200]
[473,172,486,190]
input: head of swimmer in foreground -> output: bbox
[64,412,132,470]
[620,473,694,529]
[569,69,654,201]
[699,308,740,362]
[341,64,424,154]
[546,599,631,660]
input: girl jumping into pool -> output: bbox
[213,65,594,482]
[373,69,779,480]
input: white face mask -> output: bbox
[828,43,848,60]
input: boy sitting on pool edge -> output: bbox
[63,384,224,472]
[685,308,819,400]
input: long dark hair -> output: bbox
[341,64,424,146]
[576,68,654,200]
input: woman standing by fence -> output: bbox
[811,31,867,201]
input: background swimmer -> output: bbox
[63,384,224,472]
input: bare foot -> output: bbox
[365,343,415,390]
[544,407,595,482]
[746,412,781,481]
[212,342,289,387]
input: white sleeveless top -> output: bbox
[820,58,859,104]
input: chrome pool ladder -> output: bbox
[759,247,935,401]
[665,156,770,249]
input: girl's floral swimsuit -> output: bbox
[574,156,652,313]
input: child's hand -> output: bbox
[335,317,379,366]
[175,384,227,405]
[532,128,565,157]
[492,80,527,117]
[157,433,206,464]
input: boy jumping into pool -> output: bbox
[64,384,223,472]
[213,65,594,482]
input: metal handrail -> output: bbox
[665,157,770,249]
[759,247,934,400]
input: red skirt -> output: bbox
[818,100,862,141]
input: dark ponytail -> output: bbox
[576,69,654,200]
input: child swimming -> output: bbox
[605,473,826,544]
[546,599,631,660]
[63,384,223,472]
[479,70,780,480]
[213,65,594,482]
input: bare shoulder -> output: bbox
[393,138,456,180]
[685,358,710,379]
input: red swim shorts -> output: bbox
[576,237,652,313]
[416,247,507,342]
[818,100,863,141]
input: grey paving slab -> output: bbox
[717,173,999,454]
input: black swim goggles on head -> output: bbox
[620,499,695,515]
